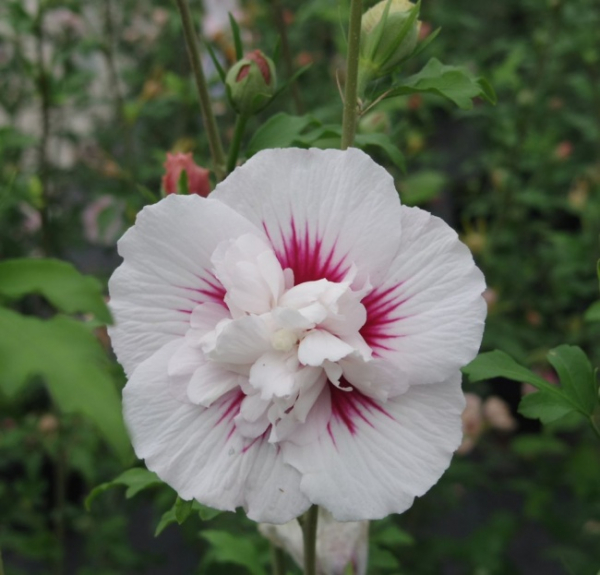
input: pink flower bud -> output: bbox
[236,50,272,84]
[162,152,211,197]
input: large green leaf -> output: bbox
[385,58,497,110]
[246,113,319,155]
[584,301,600,322]
[155,498,223,536]
[86,468,163,510]
[0,258,111,324]
[0,308,131,461]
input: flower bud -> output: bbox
[162,152,211,197]
[259,508,369,575]
[225,50,276,116]
[360,0,421,83]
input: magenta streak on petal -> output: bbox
[329,382,393,437]
[263,219,350,285]
[360,285,411,354]
[176,272,227,308]
[241,429,270,454]
[216,389,244,429]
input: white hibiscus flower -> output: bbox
[108,148,486,524]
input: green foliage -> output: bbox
[384,57,497,109]
[0,259,112,323]
[0,308,131,461]
[86,468,163,510]
[464,346,599,428]
[201,530,268,575]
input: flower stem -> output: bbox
[226,114,248,174]
[341,0,363,150]
[302,505,319,575]
[270,543,286,575]
[175,0,226,181]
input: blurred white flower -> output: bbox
[259,508,369,575]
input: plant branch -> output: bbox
[175,0,226,180]
[341,0,363,149]
[302,505,319,575]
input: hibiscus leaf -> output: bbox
[398,170,447,205]
[354,133,406,172]
[518,391,577,425]
[0,308,131,462]
[463,350,554,392]
[85,468,163,510]
[155,505,178,537]
[228,12,243,61]
[384,58,496,110]
[246,113,320,155]
[175,497,194,524]
[201,530,268,575]
[193,501,223,521]
[546,345,597,415]
[0,258,111,324]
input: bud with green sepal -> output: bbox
[358,0,421,94]
[225,50,277,117]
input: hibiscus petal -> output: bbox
[124,341,310,523]
[360,206,486,386]
[298,329,354,366]
[211,148,404,287]
[282,373,465,521]
[108,195,263,376]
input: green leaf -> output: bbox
[510,434,568,457]
[463,350,554,392]
[175,497,194,524]
[193,501,223,521]
[398,170,447,205]
[201,530,268,575]
[354,133,406,172]
[86,468,162,510]
[547,345,597,415]
[0,309,131,461]
[584,301,600,322]
[228,12,243,61]
[155,505,178,537]
[518,391,576,425]
[246,113,319,155]
[204,40,226,83]
[385,58,496,110]
[0,259,112,324]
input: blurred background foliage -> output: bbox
[0,0,599,573]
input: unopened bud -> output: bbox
[359,0,421,85]
[225,50,277,116]
[162,152,211,197]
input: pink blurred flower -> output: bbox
[82,195,126,246]
[482,396,517,432]
[162,152,211,197]
[457,393,483,454]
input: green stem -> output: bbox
[175,0,226,181]
[341,0,363,150]
[226,114,248,174]
[590,412,600,441]
[302,505,319,575]
[270,543,286,575]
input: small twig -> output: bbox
[175,0,226,180]
[270,543,286,575]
